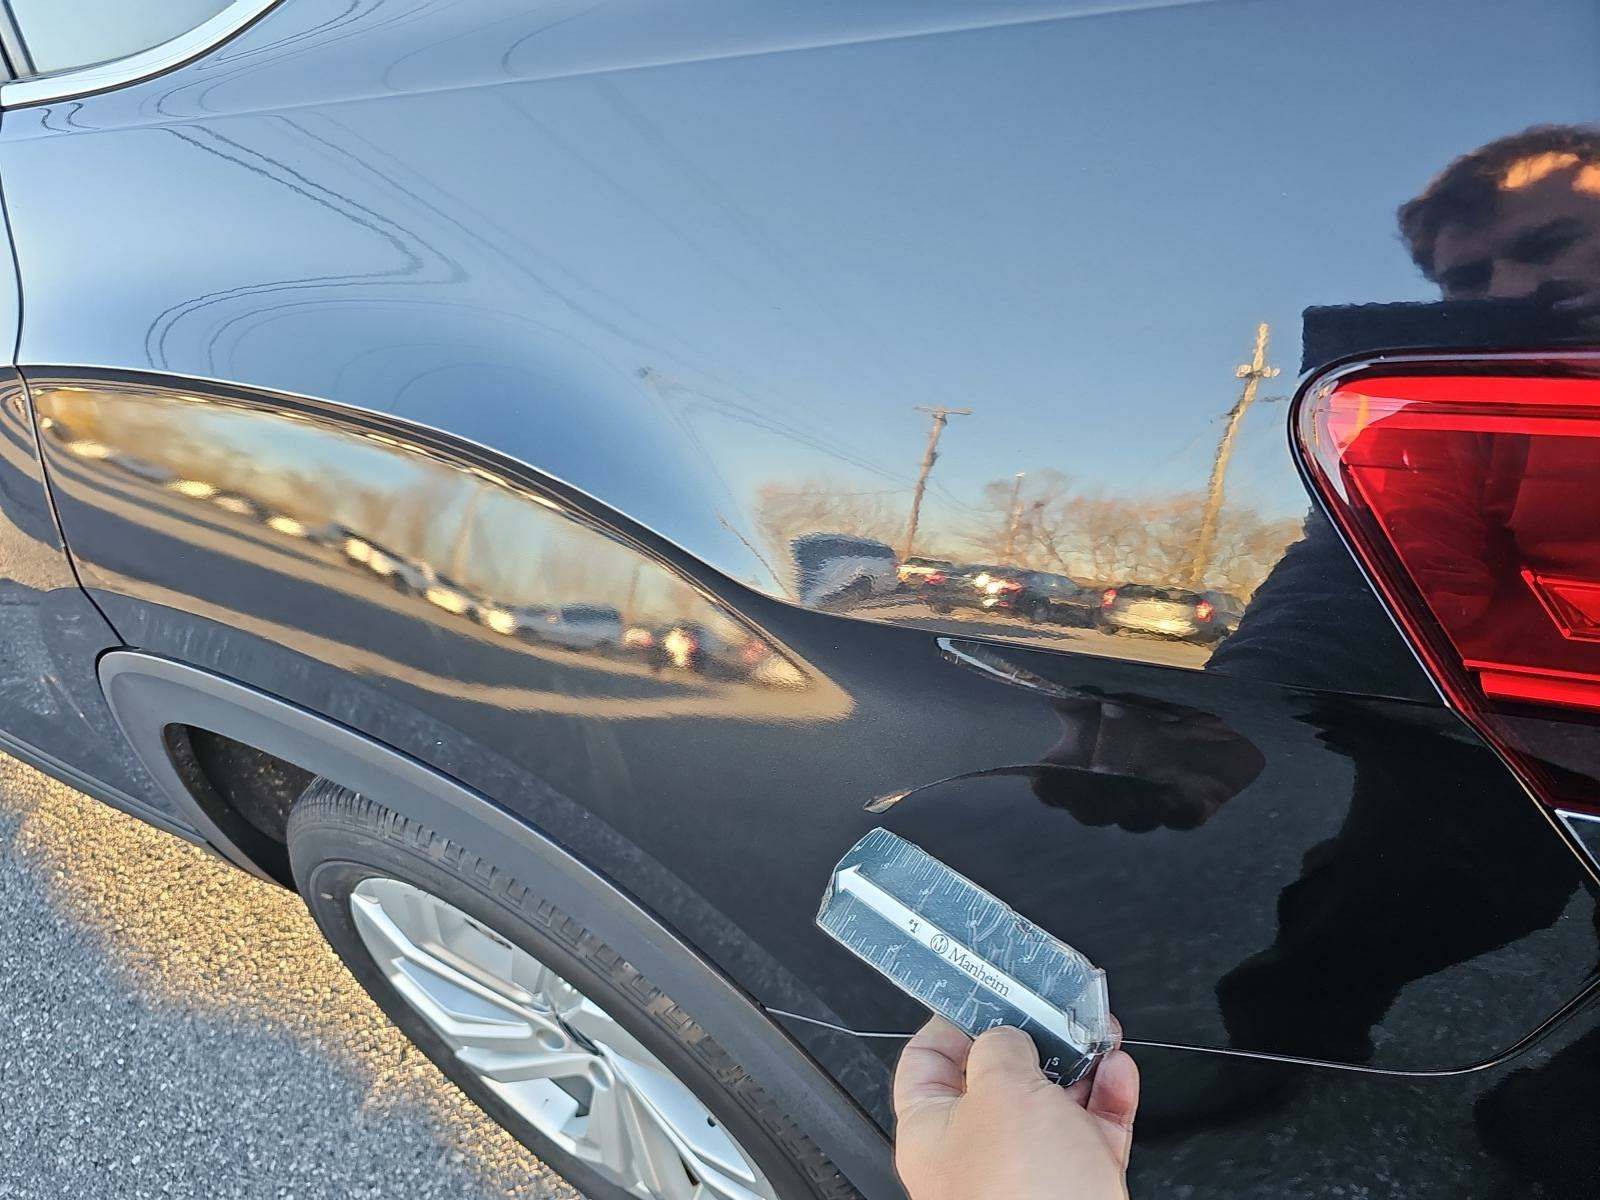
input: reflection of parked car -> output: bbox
[659,619,746,672]
[659,621,711,671]
[420,570,479,618]
[1097,584,1244,643]
[622,623,658,651]
[790,534,899,607]
[115,456,177,487]
[339,533,432,596]
[971,569,1097,625]
[525,604,623,651]
[209,491,268,521]
[924,563,1006,613]
[474,603,520,636]
[897,556,953,587]
[656,619,778,678]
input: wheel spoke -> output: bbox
[582,1072,644,1183]
[353,893,539,1036]
[457,1044,595,1084]
[348,876,778,1200]
[622,1086,699,1200]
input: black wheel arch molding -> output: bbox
[97,649,900,1200]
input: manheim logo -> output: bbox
[925,932,1011,998]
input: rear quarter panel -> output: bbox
[6,0,1600,1149]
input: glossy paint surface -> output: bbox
[4,0,1600,1196]
[31,370,1600,1072]
[0,371,171,813]
[0,231,167,815]
[15,0,1595,693]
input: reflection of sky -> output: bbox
[11,0,1599,578]
[586,0,1599,530]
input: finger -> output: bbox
[964,1025,1045,1093]
[893,1017,973,1116]
[1085,1049,1140,1166]
[1063,1017,1123,1107]
[1062,1074,1092,1107]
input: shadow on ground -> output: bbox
[0,751,577,1199]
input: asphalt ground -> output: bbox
[0,750,576,1200]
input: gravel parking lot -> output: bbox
[0,751,576,1200]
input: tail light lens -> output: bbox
[1194,600,1215,622]
[997,578,1024,594]
[1298,367,1600,810]
[926,571,947,585]
[1101,588,1118,609]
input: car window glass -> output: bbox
[6,0,233,75]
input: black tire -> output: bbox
[287,779,862,1200]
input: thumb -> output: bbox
[964,1026,1045,1093]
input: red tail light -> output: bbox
[997,578,1024,594]
[1194,599,1214,622]
[1101,587,1118,609]
[926,571,947,585]
[1298,366,1600,810]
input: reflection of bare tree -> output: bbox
[962,470,1075,568]
[962,470,1299,598]
[340,477,461,568]
[753,478,903,565]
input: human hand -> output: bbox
[893,1017,1139,1200]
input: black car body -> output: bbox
[0,2,1599,1198]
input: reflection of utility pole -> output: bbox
[1002,471,1026,562]
[449,488,486,581]
[1188,323,1279,589]
[620,560,642,624]
[902,405,972,560]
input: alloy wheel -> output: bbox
[349,876,779,1200]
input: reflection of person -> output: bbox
[1399,124,1600,313]
[1021,125,1600,1196]
[1031,692,1264,831]
[1211,126,1600,1196]
[894,1018,1139,1200]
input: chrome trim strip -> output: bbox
[0,0,280,108]
[0,1,34,78]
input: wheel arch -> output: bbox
[97,649,897,1200]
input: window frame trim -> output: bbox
[0,0,280,108]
